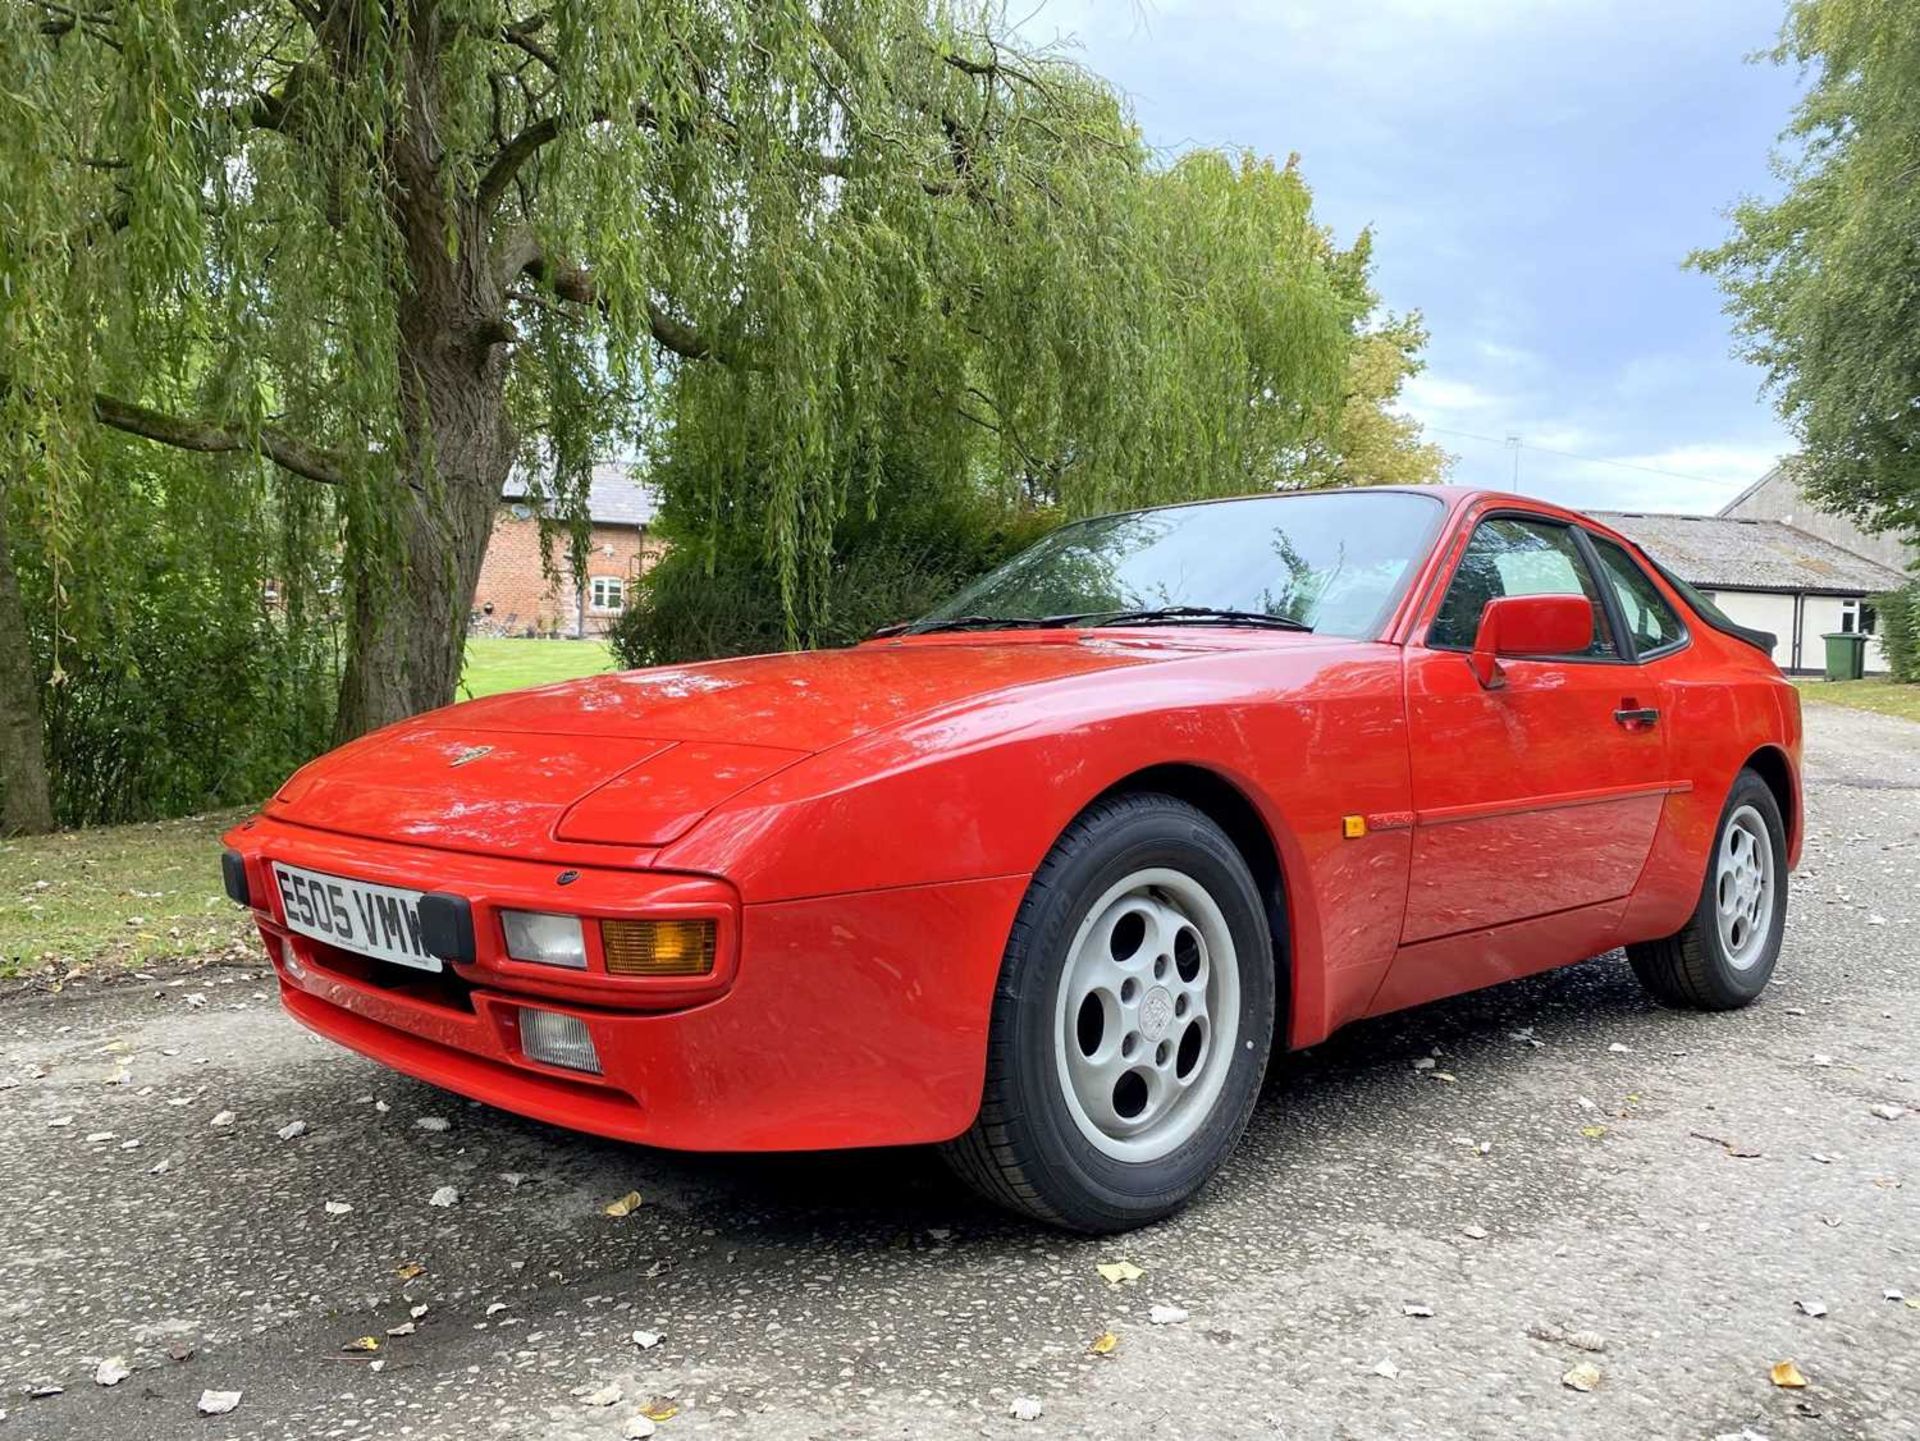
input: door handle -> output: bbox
[1614,707,1659,729]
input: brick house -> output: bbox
[473,464,663,638]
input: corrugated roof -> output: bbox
[503,462,658,526]
[1591,510,1907,595]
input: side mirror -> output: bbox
[1470,594,1594,689]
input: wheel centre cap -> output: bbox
[1139,985,1176,1041]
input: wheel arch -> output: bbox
[1088,763,1292,1030]
[1741,744,1798,858]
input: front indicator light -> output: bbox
[518,1008,601,1074]
[501,910,587,968]
[600,918,717,977]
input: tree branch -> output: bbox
[478,112,573,212]
[89,392,349,487]
[501,241,718,362]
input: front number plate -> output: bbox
[270,863,442,973]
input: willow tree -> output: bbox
[2,0,1422,830]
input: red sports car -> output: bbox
[223,487,1800,1231]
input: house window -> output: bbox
[589,576,625,612]
[1840,598,1877,635]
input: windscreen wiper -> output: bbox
[879,614,1075,638]
[1071,605,1314,632]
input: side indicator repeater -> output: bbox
[1341,815,1367,840]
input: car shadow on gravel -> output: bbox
[525,945,1694,1244]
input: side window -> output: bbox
[1428,516,1616,657]
[1589,535,1687,657]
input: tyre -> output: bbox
[1627,768,1788,1010]
[943,792,1276,1232]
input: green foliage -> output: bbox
[1875,581,1920,682]
[1692,0,1920,543]
[6,442,338,827]
[612,460,1054,666]
[2,0,1445,821]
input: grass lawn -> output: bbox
[460,635,617,699]
[1793,675,1920,724]
[0,809,255,979]
[2,637,622,980]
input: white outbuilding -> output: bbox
[1592,507,1907,674]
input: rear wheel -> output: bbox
[943,793,1275,1232]
[1627,768,1787,1010]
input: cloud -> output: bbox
[1400,374,1502,417]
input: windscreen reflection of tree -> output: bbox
[1253,530,1337,624]
[988,515,1170,616]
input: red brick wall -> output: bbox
[473,509,665,637]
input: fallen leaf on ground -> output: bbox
[94,1357,129,1387]
[1096,1260,1144,1285]
[1580,1125,1607,1140]
[415,1116,451,1131]
[197,1390,242,1415]
[1771,1360,1808,1389]
[1149,1305,1189,1325]
[604,1190,644,1217]
[1009,1397,1043,1421]
[395,1262,426,1280]
[1089,1331,1118,1355]
[428,1186,459,1208]
[342,1336,380,1353]
[639,1397,680,1422]
[1562,1362,1602,1392]
[1566,1330,1607,1353]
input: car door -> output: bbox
[1399,512,1671,944]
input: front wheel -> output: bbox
[943,793,1276,1232]
[1627,767,1788,1010]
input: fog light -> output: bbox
[518,1008,601,1074]
[600,919,717,977]
[501,910,587,968]
[279,936,306,981]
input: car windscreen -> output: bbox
[918,491,1446,638]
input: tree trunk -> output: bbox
[331,39,515,746]
[0,490,56,834]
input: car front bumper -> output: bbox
[226,816,1028,1150]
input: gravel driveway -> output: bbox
[2,703,1915,1440]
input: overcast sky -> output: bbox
[1019,0,1807,514]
